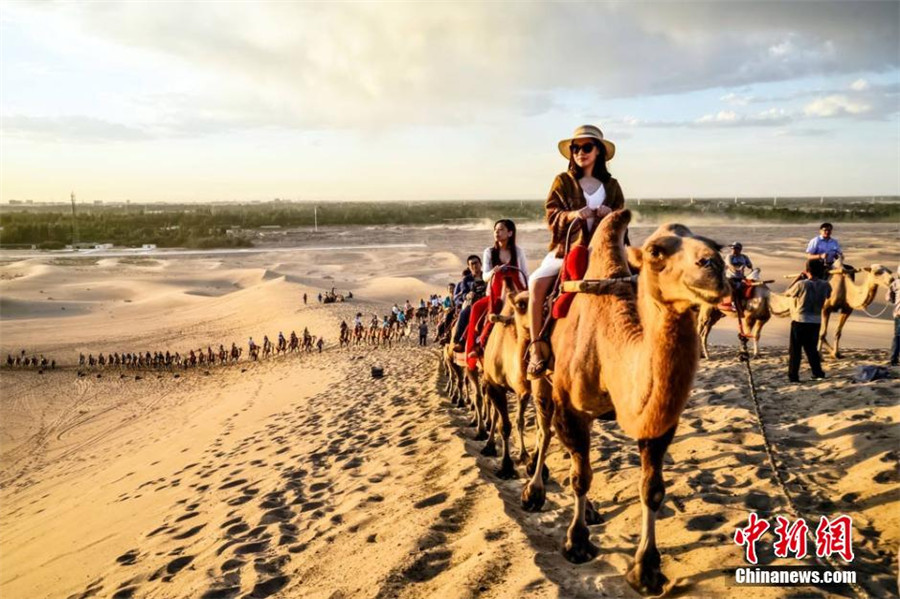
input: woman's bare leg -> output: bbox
[528,275,555,342]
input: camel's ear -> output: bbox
[627,247,643,273]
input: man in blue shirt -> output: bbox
[806,222,843,269]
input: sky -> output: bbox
[1,1,898,203]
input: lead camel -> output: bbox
[523,210,728,595]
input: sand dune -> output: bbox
[1,222,897,599]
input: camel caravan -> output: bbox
[5,350,56,371]
[335,297,446,349]
[429,126,898,595]
[3,327,327,376]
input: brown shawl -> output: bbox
[544,171,625,258]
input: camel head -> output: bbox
[862,264,893,287]
[630,223,729,310]
[506,289,531,342]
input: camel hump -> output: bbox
[653,223,693,238]
[596,208,632,245]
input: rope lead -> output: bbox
[735,329,867,599]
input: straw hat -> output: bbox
[558,124,616,161]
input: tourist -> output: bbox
[527,124,625,378]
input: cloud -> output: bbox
[3,1,898,138]
[0,114,150,142]
[850,78,870,91]
[803,95,872,117]
[721,92,753,106]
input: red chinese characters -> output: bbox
[773,516,809,559]
[734,512,771,564]
[734,513,855,564]
[815,515,855,562]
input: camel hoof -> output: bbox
[467,418,477,428]
[521,482,545,512]
[562,535,599,564]
[495,458,517,480]
[585,500,604,526]
[473,430,488,441]
[480,441,498,457]
[625,562,669,596]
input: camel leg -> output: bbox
[515,392,530,464]
[486,385,515,478]
[626,425,676,595]
[522,390,553,511]
[555,409,598,563]
[832,310,851,359]
[818,308,833,355]
[471,376,488,441]
[481,391,499,457]
[697,315,711,360]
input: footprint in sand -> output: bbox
[413,492,448,509]
[115,549,140,566]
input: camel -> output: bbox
[339,322,351,348]
[480,287,533,478]
[522,211,728,595]
[697,273,774,358]
[818,262,892,358]
[768,260,894,359]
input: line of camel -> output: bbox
[437,210,890,596]
[5,330,326,374]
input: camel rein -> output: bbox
[731,303,867,599]
[860,302,891,318]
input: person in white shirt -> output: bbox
[465,219,529,367]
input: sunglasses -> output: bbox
[570,142,597,155]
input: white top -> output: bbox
[583,183,607,231]
[482,245,529,290]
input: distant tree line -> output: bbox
[0,198,896,248]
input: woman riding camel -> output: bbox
[465,219,529,368]
[527,124,625,378]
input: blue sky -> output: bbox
[1,1,898,202]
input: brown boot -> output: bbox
[526,340,551,380]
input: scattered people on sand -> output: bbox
[317,337,324,353]
[806,222,843,269]
[317,292,323,303]
[785,259,831,382]
[527,124,624,379]
[889,265,900,366]
[466,219,528,368]
[303,292,308,305]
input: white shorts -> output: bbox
[528,251,564,285]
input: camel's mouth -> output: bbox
[685,282,728,306]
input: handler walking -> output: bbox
[785,259,831,382]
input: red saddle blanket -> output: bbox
[551,245,590,319]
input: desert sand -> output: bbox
[0,221,897,599]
